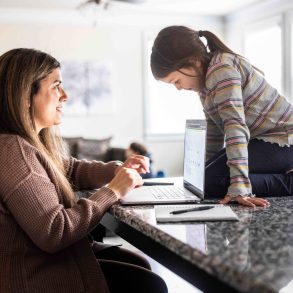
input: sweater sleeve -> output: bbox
[3,173,117,254]
[64,157,119,190]
[0,136,118,254]
[206,62,252,197]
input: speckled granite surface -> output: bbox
[105,197,293,293]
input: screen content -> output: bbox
[183,127,206,192]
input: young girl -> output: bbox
[150,25,293,207]
[0,48,167,293]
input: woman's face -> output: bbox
[159,65,204,93]
[32,68,68,133]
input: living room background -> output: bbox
[0,0,292,176]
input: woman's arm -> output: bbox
[64,157,120,190]
[64,154,149,191]
[0,138,118,253]
[3,172,118,254]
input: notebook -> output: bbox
[155,204,239,222]
[120,120,208,205]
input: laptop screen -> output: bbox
[183,120,207,199]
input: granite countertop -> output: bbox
[107,197,293,293]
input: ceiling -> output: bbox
[0,0,268,16]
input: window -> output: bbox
[244,16,282,94]
[143,33,204,140]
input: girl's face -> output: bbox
[32,68,68,133]
[159,64,204,93]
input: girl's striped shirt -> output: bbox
[200,52,293,197]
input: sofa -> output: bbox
[63,136,126,163]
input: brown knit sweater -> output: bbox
[0,134,119,293]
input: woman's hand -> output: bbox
[219,195,270,207]
[116,155,150,175]
[108,167,143,199]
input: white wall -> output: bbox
[0,7,224,176]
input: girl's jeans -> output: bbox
[205,139,293,198]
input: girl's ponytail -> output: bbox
[199,30,264,75]
[198,30,235,54]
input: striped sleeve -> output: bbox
[206,62,252,197]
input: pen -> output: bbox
[143,182,174,186]
[169,206,215,215]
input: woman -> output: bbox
[150,25,293,207]
[0,48,167,293]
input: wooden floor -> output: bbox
[104,235,202,293]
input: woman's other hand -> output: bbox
[108,167,143,199]
[116,155,150,175]
[219,195,270,207]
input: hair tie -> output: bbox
[198,30,203,37]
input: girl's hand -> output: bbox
[219,195,270,207]
[108,167,143,199]
[116,155,150,175]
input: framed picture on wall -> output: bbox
[61,60,115,115]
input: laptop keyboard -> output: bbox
[152,186,195,199]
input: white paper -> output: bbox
[155,204,239,223]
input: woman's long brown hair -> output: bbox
[0,48,77,207]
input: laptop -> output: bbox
[120,119,207,205]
